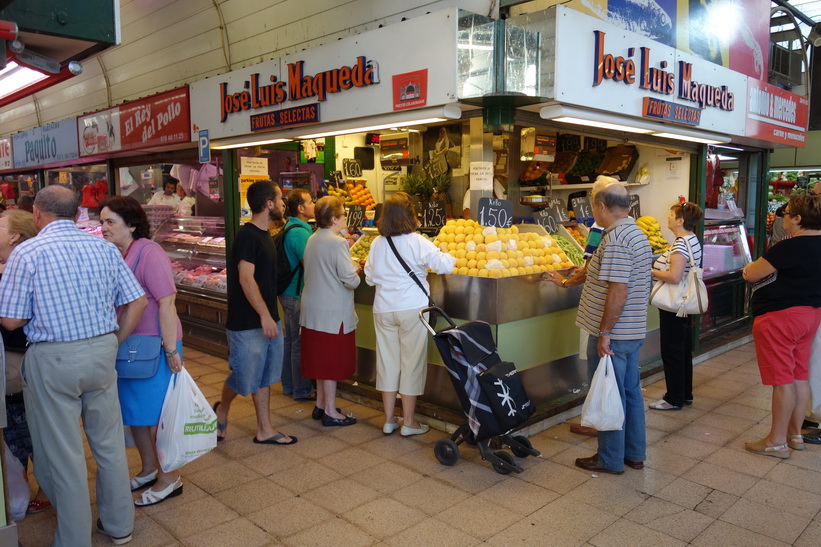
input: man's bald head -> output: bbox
[34,185,80,219]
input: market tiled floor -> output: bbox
[16,342,821,546]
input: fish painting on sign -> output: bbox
[581,0,675,47]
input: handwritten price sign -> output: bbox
[478,198,513,228]
[347,205,366,228]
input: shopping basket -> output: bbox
[420,306,541,474]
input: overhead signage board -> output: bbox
[189,8,460,141]
[13,118,79,169]
[0,138,12,171]
[745,78,808,147]
[550,5,748,138]
[77,87,191,156]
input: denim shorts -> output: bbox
[226,325,284,396]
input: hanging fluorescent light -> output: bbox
[540,104,730,144]
[211,137,292,150]
[297,118,447,139]
[295,105,462,139]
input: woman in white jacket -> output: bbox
[365,192,456,436]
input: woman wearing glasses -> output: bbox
[742,194,821,458]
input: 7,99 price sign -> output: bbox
[477,198,513,228]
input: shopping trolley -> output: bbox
[420,307,541,474]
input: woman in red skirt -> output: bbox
[300,196,361,426]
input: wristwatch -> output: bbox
[165,348,179,358]
[598,331,611,337]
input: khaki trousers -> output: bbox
[23,333,134,547]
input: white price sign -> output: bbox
[469,161,494,191]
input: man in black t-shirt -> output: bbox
[213,180,297,446]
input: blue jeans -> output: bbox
[279,295,313,399]
[587,336,646,471]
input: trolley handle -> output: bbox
[419,306,456,335]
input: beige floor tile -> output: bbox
[343,496,426,539]
[390,476,471,516]
[685,395,727,413]
[710,401,771,423]
[704,446,780,478]
[185,460,264,495]
[129,512,184,546]
[624,497,714,543]
[149,495,239,538]
[324,420,388,445]
[693,488,739,519]
[644,426,668,445]
[682,461,758,497]
[247,496,335,538]
[180,516,276,547]
[653,476,716,510]
[643,446,700,476]
[213,477,294,516]
[653,434,721,460]
[349,461,424,494]
[385,516,481,547]
[676,422,738,446]
[476,476,559,515]
[518,458,592,495]
[563,475,649,517]
[781,446,821,473]
[693,410,758,433]
[644,411,699,433]
[527,497,620,544]
[239,446,306,477]
[360,433,430,460]
[301,477,381,513]
[393,444,453,476]
[764,460,821,496]
[590,517,687,546]
[618,466,677,496]
[281,515,377,546]
[435,495,522,540]
[268,460,343,495]
[743,479,821,519]
[433,458,509,494]
[691,520,792,546]
[321,445,389,476]
[795,519,821,546]
[720,497,811,544]
[729,390,773,412]
[285,432,350,460]
[196,355,228,366]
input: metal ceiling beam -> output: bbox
[772,0,816,27]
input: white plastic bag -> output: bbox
[155,369,218,472]
[4,445,30,521]
[580,355,625,431]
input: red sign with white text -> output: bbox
[78,87,191,156]
[393,69,427,111]
[745,79,808,147]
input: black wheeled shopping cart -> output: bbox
[420,307,541,474]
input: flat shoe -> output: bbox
[744,439,790,459]
[129,470,158,492]
[322,415,357,427]
[312,406,341,420]
[649,399,682,411]
[788,434,805,451]
[684,399,693,405]
[253,433,297,445]
[400,424,430,437]
[575,454,623,475]
[383,422,400,435]
[96,518,132,545]
[803,418,819,429]
[804,429,821,445]
[27,499,53,514]
[213,401,227,442]
[134,478,183,507]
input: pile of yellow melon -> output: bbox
[432,219,574,278]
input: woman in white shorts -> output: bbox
[365,192,455,436]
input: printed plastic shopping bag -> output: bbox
[4,444,30,521]
[580,355,624,431]
[155,369,218,472]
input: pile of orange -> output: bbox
[347,183,376,210]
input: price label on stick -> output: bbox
[347,205,365,228]
[422,200,446,228]
[571,196,593,219]
[548,197,569,222]
[534,209,560,233]
[477,198,513,228]
[628,194,641,219]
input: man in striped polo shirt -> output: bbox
[574,183,652,475]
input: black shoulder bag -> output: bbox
[386,236,437,327]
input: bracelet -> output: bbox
[164,348,178,358]
[561,278,568,287]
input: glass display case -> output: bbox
[702,220,751,279]
[153,216,226,296]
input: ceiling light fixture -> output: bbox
[211,138,292,150]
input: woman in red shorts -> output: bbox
[742,194,821,458]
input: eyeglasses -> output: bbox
[783,210,796,217]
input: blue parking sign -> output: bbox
[198,129,210,163]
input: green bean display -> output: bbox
[555,236,585,266]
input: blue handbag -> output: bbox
[115,243,164,379]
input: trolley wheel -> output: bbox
[492,451,515,475]
[435,439,460,466]
[510,435,533,458]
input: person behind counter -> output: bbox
[148,178,181,208]
[365,192,456,436]
[299,196,361,426]
[176,183,196,217]
[100,196,186,505]
[742,194,821,458]
[649,202,704,411]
